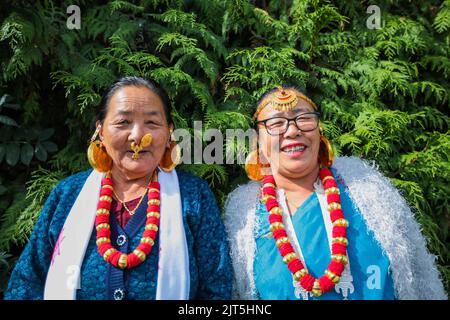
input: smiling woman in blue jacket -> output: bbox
[5,76,232,300]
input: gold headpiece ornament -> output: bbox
[131,133,153,160]
[253,87,318,120]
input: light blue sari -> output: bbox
[253,169,396,300]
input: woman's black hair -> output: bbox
[96,76,173,125]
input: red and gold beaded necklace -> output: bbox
[260,167,349,297]
[95,172,161,269]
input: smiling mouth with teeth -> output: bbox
[282,145,306,153]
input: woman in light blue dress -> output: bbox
[224,87,446,300]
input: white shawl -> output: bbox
[44,169,190,300]
[224,156,447,300]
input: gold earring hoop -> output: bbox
[159,130,180,172]
[318,135,333,168]
[87,125,113,172]
[245,149,271,181]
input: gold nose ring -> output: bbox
[131,133,153,160]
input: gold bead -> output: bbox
[147,211,160,219]
[325,270,340,283]
[133,249,146,261]
[327,202,341,211]
[263,182,276,189]
[269,222,284,232]
[275,236,289,247]
[118,254,128,269]
[102,185,113,190]
[331,254,349,265]
[261,194,276,203]
[311,280,323,297]
[332,237,348,246]
[99,195,112,202]
[145,223,159,231]
[269,207,283,215]
[325,187,340,195]
[96,208,109,215]
[293,269,308,281]
[96,223,110,231]
[141,237,155,246]
[333,218,349,227]
[147,199,160,205]
[148,188,160,193]
[103,248,115,261]
[282,252,296,264]
[322,175,334,182]
[96,237,111,246]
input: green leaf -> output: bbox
[0,115,18,127]
[0,185,7,195]
[41,141,58,153]
[20,143,34,166]
[34,143,47,161]
[5,143,20,166]
[38,128,54,141]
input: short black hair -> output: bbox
[96,76,173,125]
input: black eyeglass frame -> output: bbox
[255,111,321,136]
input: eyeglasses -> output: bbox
[256,112,321,136]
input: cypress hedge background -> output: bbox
[0,0,449,295]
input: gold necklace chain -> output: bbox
[112,188,146,216]
[109,171,157,216]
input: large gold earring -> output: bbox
[245,149,271,181]
[159,133,181,172]
[318,135,334,168]
[87,125,112,172]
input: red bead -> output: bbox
[127,253,141,268]
[323,179,338,189]
[319,275,334,293]
[147,204,160,212]
[148,191,160,199]
[272,229,287,240]
[319,168,332,180]
[148,182,160,189]
[327,193,340,203]
[279,243,295,256]
[98,243,112,255]
[100,188,113,197]
[328,261,345,276]
[143,229,157,239]
[262,187,276,197]
[101,178,113,186]
[332,243,347,255]
[97,201,112,210]
[268,214,282,224]
[287,258,304,273]
[265,198,278,212]
[332,226,347,238]
[137,243,152,254]
[95,214,110,225]
[330,209,344,222]
[109,250,121,266]
[262,176,275,185]
[96,228,111,238]
[300,274,315,291]
[147,216,159,226]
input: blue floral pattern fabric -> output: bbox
[5,169,232,300]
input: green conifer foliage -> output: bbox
[0,0,449,294]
